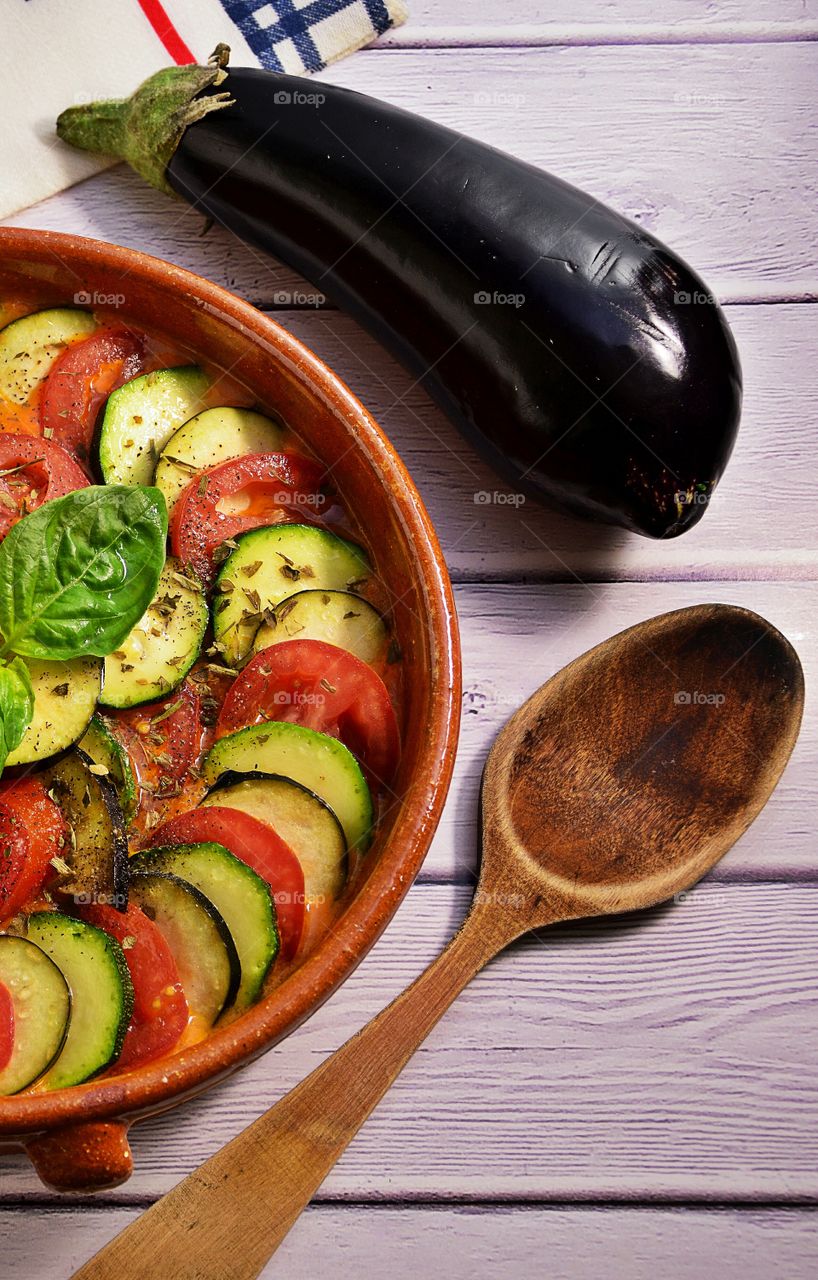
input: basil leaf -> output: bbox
[0,656,34,773]
[0,486,167,661]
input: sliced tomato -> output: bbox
[148,805,305,960]
[170,452,325,587]
[111,680,203,800]
[0,435,90,539]
[40,326,145,466]
[0,806,31,923]
[0,778,66,923]
[80,901,189,1070]
[216,639,400,790]
[0,981,13,1071]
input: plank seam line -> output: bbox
[3,1194,817,1212]
[288,1193,818,1210]
[446,572,818,586]
[367,27,818,50]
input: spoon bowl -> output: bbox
[480,603,804,926]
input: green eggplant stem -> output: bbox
[55,44,234,196]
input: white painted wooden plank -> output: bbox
[5,45,816,298]
[3,1204,818,1280]
[275,1205,818,1278]
[392,0,818,39]
[385,21,818,49]
[430,580,817,884]
[316,45,817,299]
[3,883,816,1200]
[273,305,818,581]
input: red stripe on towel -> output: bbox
[136,0,196,64]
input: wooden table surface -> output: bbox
[3,2,817,1276]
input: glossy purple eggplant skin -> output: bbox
[168,71,742,538]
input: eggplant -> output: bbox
[42,749,129,912]
[57,47,741,538]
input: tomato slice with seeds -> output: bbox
[80,902,189,1070]
[170,452,325,587]
[0,806,31,924]
[40,326,146,466]
[148,806,305,960]
[112,681,203,800]
[216,639,400,790]
[0,435,90,539]
[0,981,13,1071]
[0,778,66,924]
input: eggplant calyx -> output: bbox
[55,45,235,197]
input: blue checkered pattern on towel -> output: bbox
[219,0,404,73]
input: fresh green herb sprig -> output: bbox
[0,485,167,773]
[0,657,34,770]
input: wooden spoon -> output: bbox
[72,603,804,1280]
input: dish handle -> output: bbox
[25,1121,133,1191]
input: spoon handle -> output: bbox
[71,900,514,1280]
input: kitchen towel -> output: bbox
[2,0,407,220]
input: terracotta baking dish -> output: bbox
[0,227,461,1191]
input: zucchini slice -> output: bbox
[128,872,240,1025]
[203,773,347,905]
[213,525,370,666]
[100,556,208,708]
[0,308,96,404]
[98,365,210,486]
[6,656,102,767]
[155,407,285,516]
[78,715,138,823]
[0,936,71,1096]
[42,750,129,911]
[252,589,389,667]
[131,842,278,1011]
[203,722,373,853]
[26,912,133,1089]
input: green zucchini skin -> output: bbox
[203,721,373,853]
[98,366,210,487]
[203,772,348,905]
[0,936,71,1096]
[213,525,370,666]
[130,841,278,1011]
[6,656,102,767]
[78,715,139,823]
[25,912,134,1088]
[0,308,96,404]
[100,556,208,709]
[251,589,388,667]
[128,871,241,1025]
[155,407,284,516]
